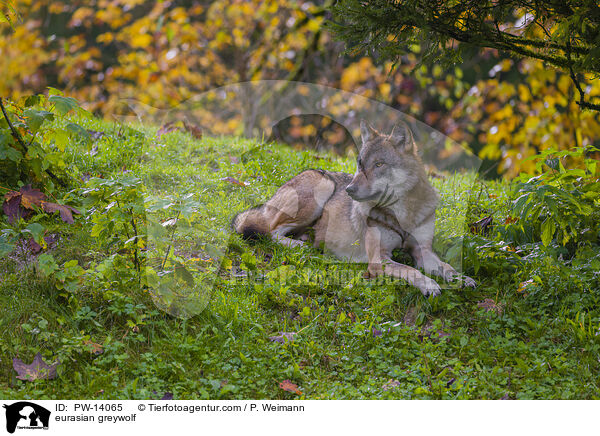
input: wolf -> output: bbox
[232,121,476,296]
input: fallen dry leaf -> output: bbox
[279,379,302,395]
[2,193,29,223]
[42,202,81,224]
[19,185,46,210]
[268,332,296,344]
[28,234,59,254]
[83,340,103,355]
[2,186,80,224]
[382,379,401,391]
[469,215,493,235]
[13,353,59,381]
[87,129,105,141]
[220,176,247,187]
[156,122,179,139]
[517,280,533,294]
[183,121,202,139]
[477,298,504,315]
[2,185,45,223]
[403,306,418,326]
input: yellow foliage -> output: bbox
[2,0,599,179]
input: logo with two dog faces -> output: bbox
[2,402,50,433]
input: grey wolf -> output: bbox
[232,121,476,296]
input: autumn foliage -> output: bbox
[1,0,599,176]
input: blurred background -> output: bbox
[2,0,599,178]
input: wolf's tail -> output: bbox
[231,205,270,240]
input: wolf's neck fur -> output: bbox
[354,166,439,232]
[387,169,439,230]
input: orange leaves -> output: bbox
[83,339,104,355]
[279,380,302,395]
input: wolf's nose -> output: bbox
[346,184,357,196]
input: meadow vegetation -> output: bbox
[1,96,599,399]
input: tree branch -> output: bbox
[0,97,67,186]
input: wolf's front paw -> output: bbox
[420,278,441,298]
[461,276,477,288]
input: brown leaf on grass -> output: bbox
[220,176,247,187]
[42,202,81,224]
[477,298,504,315]
[19,185,46,210]
[2,185,45,223]
[2,193,29,223]
[183,121,202,139]
[382,379,401,391]
[2,186,80,224]
[156,122,179,139]
[4,190,21,203]
[87,129,105,141]
[403,306,418,326]
[13,353,59,381]
[279,380,302,395]
[469,215,493,235]
[28,234,59,254]
[268,332,296,344]
[83,340,103,355]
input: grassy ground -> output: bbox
[1,115,599,399]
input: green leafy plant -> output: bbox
[507,146,600,248]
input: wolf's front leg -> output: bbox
[365,226,441,297]
[367,260,442,297]
[413,247,476,288]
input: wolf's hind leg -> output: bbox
[234,170,335,248]
[266,171,335,246]
[271,224,305,248]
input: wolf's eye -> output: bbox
[375,162,384,167]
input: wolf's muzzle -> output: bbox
[345,184,359,197]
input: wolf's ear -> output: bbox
[360,120,377,144]
[390,122,414,153]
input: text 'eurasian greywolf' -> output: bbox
[232,121,476,296]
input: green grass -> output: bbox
[1,114,599,399]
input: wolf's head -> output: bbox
[346,120,424,204]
